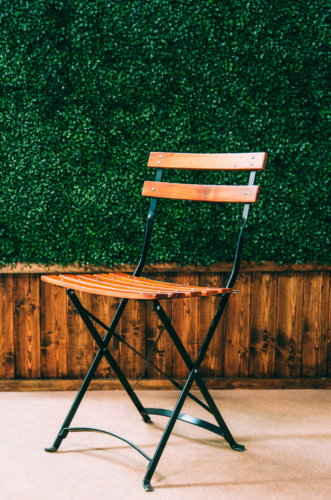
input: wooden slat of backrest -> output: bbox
[0,275,14,379]
[148,152,267,170]
[142,182,260,203]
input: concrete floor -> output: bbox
[1,389,331,499]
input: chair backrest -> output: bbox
[142,152,266,204]
[135,151,267,287]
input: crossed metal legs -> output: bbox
[45,289,244,492]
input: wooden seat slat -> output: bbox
[142,182,260,203]
[77,274,195,297]
[59,274,180,297]
[93,273,223,296]
[42,275,175,299]
[148,152,267,170]
[41,273,232,300]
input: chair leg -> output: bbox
[45,349,104,452]
[143,367,197,491]
[154,299,244,450]
[193,376,244,451]
[45,291,150,453]
[142,298,245,490]
[68,290,151,423]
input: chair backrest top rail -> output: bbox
[142,181,260,203]
[148,152,267,170]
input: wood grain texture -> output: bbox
[145,273,175,379]
[198,273,226,377]
[0,275,14,379]
[250,273,277,378]
[3,377,331,392]
[224,273,251,377]
[302,272,329,377]
[1,270,331,383]
[148,152,267,170]
[42,275,175,300]
[119,300,146,378]
[13,274,41,379]
[67,291,94,379]
[172,273,199,378]
[328,273,331,377]
[276,272,304,377]
[40,282,68,378]
[91,294,121,378]
[41,273,229,298]
[143,181,260,203]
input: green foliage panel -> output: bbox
[0,0,330,265]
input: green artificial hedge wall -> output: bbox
[0,0,330,266]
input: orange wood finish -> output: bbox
[1,269,331,383]
[148,152,267,170]
[41,273,232,300]
[142,181,260,203]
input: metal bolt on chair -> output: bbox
[43,151,267,491]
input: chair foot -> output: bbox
[142,416,152,423]
[143,479,154,492]
[45,446,58,453]
[230,442,245,452]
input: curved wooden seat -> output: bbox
[41,272,232,300]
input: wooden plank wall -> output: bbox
[0,271,330,381]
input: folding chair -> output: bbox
[43,151,267,491]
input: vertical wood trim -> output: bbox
[198,273,226,377]
[224,273,251,377]
[130,300,146,378]
[145,273,174,379]
[40,281,68,378]
[328,273,331,376]
[119,300,146,379]
[250,272,277,378]
[119,301,133,378]
[172,273,199,378]
[276,272,304,377]
[67,291,93,379]
[92,295,121,378]
[91,294,110,379]
[13,274,41,379]
[0,275,14,378]
[302,272,329,377]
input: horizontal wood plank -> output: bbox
[142,181,260,203]
[148,152,267,170]
[1,269,330,386]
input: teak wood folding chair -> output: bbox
[43,151,267,491]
